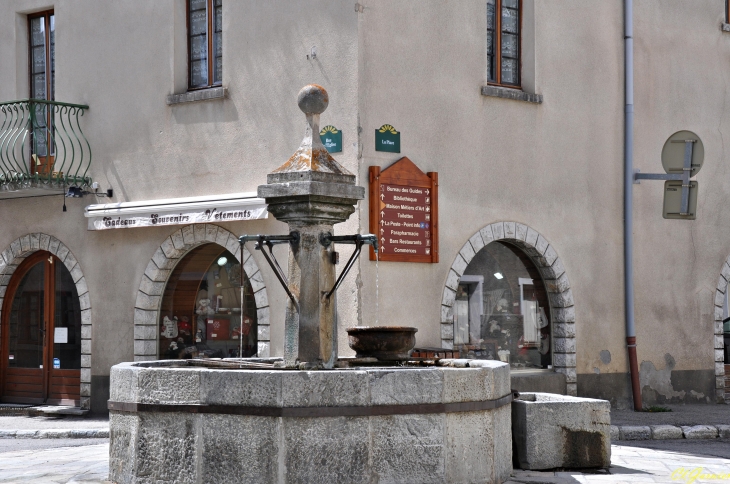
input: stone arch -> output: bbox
[0,234,92,409]
[712,259,729,403]
[133,224,270,361]
[440,222,577,396]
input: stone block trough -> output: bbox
[511,392,611,470]
[108,358,514,484]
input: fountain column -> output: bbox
[258,85,364,369]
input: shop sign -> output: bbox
[369,157,438,263]
[319,125,342,153]
[375,124,400,153]
[86,201,268,230]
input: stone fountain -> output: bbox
[108,85,514,484]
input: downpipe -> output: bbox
[624,0,643,411]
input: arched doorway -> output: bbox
[441,222,577,395]
[158,243,258,359]
[1,250,82,404]
[454,241,552,369]
[133,224,270,361]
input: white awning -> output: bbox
[84,192,268,230]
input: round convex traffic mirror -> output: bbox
[661,130,703,177]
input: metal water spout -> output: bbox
[252,85,366,369]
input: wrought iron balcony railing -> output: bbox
[0,99,91,196]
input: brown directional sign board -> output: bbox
[369,157,438,263]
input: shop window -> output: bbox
[188,0,222,89]
[159,244,257,359]
[487,0,521,88]
[455,241,551,369]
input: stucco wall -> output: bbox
[0,0,728,408]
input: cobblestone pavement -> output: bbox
[509,442,730,484]
[0,442,727,483]
[0,442,109,483]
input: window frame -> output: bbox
[186,0,222,91]
[27,9,54,101]
[27,10,55,174]
[487,0,522,89]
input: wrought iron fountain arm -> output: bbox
[320,233,378,299]
[239,232,300,311]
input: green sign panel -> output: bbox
[375,124,400,153]
[320,125,342,153]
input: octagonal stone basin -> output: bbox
[108,358,513,484]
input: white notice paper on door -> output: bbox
[54,327,68,344]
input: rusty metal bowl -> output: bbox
[346,326,418,361]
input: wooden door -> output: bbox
[1,251,81,405]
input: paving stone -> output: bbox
[619,426,651,440]
[650,425,683,440]
[610,425,619,441]
[682,425,718,439]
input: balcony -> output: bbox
[0,99,91,200]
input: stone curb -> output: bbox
[0,429,109,439]
[611,424,730,441]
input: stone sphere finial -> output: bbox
[297,84,329,114]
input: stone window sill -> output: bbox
[481,85,542,104]
[166,86,228,105]
[722,23,730,32]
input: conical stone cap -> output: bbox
[270,84,354,180]
[258,85,363,225]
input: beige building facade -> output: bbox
[0,0,727,413]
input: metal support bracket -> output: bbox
[633,139,695,215]
[239,232,300,311]
[320,233,378,299]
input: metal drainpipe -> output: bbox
[624,0,643,411]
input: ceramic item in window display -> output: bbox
[495,298,509,313]
[195,329,204,343]
[177,316,191,337]
[498,349,510,362]
[160,316,178,339]
[196,298,215,321]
